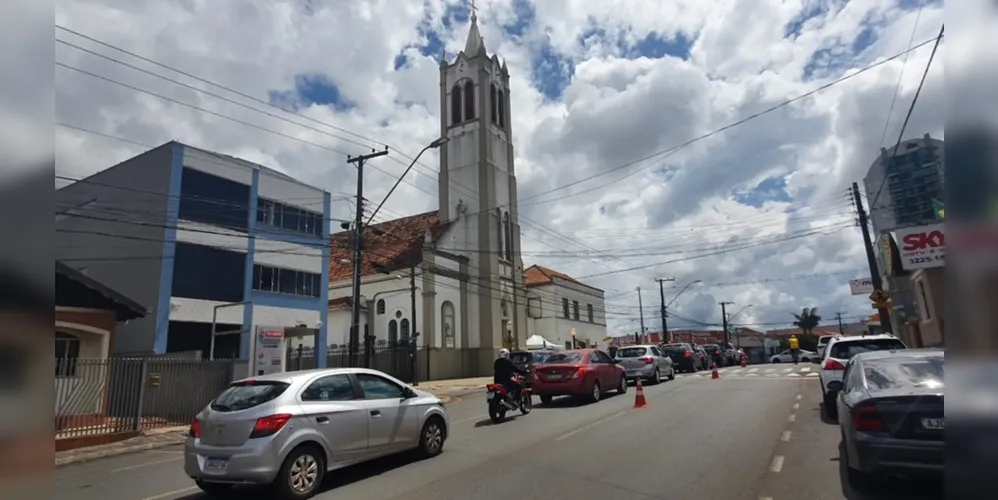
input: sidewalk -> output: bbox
[55,377,491,467]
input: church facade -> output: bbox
[326,13,604,380]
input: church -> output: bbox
[326,12,607,379]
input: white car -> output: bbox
[769,349,817,363]
[818,334,907,418]
[815,335,835,358]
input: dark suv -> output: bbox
[701,344,726,367]
[660,343,703,372]
[509,350,555,387]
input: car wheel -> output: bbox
[651,369,661,385]
[540,394,553,405]
[771,358,781,363]
[823,393,837,419]
[417,416,446,457]
[274,445,325,500]
[801,358,810,363]
[590,381,602,403]
[195,480,233,495]
[617,375,627,394]
[668,368,676,381]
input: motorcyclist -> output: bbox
[494,348,528,405]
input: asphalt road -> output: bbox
[55,368,944,500]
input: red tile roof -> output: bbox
[523,265,584,287]
[329,211,451,283]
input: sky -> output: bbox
[50,0,950,336]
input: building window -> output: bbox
[442,301,456,348]
[497,89,505,128]
[376,299,386,315]
[490,84,498,124]
[503,211,513,261]
[450,84,463,125]
[573,300,579,320]
[388,320,398,345]
[256,199,323,236]
[562,298,569,318]
[178,167,250,231]
[173,243,246,302]
[55,331,80,377]
[400,318,410,340]
[252,264,321,298]
[496,208,505,260]
[587,304,594,323]
[463,80,475,120]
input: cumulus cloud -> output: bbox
[48,0,958,335]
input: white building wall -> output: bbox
[182,150,253,185]
[169,297,319,329]
[329,273,425,348]
[253,238,323,271]
[175,220,250,251]
[525,280,606,348]
[431,257,464,349]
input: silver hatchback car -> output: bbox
[184,367,449,499]
[615,344,675,384]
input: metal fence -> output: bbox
[286,344,421,383]
[55,357,234,439]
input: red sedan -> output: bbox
[532,349,627,404]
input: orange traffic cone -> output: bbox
[633,379,648,408]
[711,362,720,379]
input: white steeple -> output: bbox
[463,0,485,56]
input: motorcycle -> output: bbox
[485,374,532,423]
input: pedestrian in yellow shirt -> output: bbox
[788,335,800,364]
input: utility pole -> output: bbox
[347,147,389,368]
[719,301,733,343]
[410,263,419,386]
[637,287,646,343]
[835,312,846,334]
[654,277,675,343]
[851,182,893,333]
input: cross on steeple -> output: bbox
[469,0,478,21]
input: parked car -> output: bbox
[718,341,740,365]
[692,345,710,370]
[769,349,818,364]
[533,349,627,405]
[819,334,907,417]
[615,344,675,384]
[660,343,703,372]
[701,344,726,367]
[509,349,556,388]
[816,335,836,358]
[184,367,449,499]
[832,349,944,489]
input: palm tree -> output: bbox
[791,307,822,335]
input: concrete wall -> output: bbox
[55,143,176,354]
[912,267,945,347]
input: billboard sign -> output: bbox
[848,278,874,295]
[892,223,946,270]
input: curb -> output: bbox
[55,429,188,468]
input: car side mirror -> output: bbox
[827,381,843,392]
[402,388,418,399]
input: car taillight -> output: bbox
[715,350,720,355]
[189,418,201,438]
[572,366,590,379]
[249,414,293,439]
[852,402,887,433]
[823,358,846,370]
[684,351,692,357]
[640,356,655,365]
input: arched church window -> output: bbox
[501,298,508,318]
[503,211,513,260]
[497,89,505,128]
[376,299,385,315]
[496,208,505,260]
[490,84,498,124]
[400,318,410,340]
[442,301,456,348]
[450,84,463,125]
[463,80,476,120]
[388,320,398,345]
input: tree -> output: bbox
[791,307,822,334]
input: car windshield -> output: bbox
[829,338,906,360]
[616,347,648,358]
[210,381,290,412]
[544,352,585,364]
[863,355,945,390]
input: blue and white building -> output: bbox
[55,141,330,364]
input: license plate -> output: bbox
[486,391,496,401]
[547,373,562,380]
[205,457,229,471]
[921,417,944,430]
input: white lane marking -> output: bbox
[112,456,182,473]
[792,403,800,410]
[555,411,626,441]
[805,372,819,377]
[788,414,796,422]
[760,497,774,500]
[141,486,198,500]
[796,394,802,400]
[787,373,801,377]
[782,368,792,373]
[770,455,784,473]
[749,367,759,373]
[764,368,775,373]
[781,430,791,442]
[800,367,811,373]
